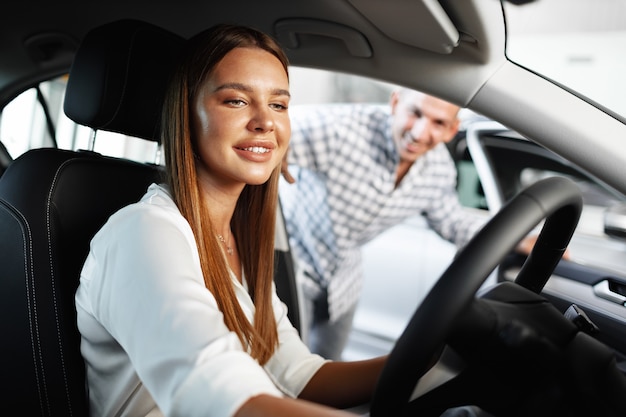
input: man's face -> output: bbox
[390,90,460,165]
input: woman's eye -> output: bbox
[270,103,288,111]
[226,99,246,107]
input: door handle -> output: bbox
[593,279,626,305]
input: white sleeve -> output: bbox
[263,289,329,398]
[82,202,284,417]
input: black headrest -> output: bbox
[64,19,184,142]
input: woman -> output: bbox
[75,23,385,417]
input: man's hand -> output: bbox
[516,234,571,260]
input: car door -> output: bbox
[456,120,626,368]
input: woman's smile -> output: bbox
[233,141,276,162]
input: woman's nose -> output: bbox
[248,106,275,132]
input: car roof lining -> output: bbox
[345,0,460,54]
[0,0,500,109]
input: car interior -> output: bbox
[2,1,626,416]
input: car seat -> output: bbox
[0,19,173,415]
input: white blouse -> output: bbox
[75,183,327,417]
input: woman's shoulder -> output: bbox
[103,183,189,235]
[137,183,177,208]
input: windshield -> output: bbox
[503,0,626,119]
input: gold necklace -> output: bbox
[216,232,234,256]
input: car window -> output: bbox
[504,0,626,120]
[456,158,487,210]
[7,68,621,219]
[289,66,394,105]
[0,75,162,164]
[480,132,623,208]
[448,122,626,244]
[448,123,626,210]
[1,79,64,157]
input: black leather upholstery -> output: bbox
[64,19,183,141]
[0,19,181,415]
[0,149,163,414]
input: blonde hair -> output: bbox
[160,24,289,364]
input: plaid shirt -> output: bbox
[280,104,485,321]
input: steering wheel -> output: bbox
[370,176,590,416]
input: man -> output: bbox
[279,89,487,360]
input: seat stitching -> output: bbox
[46,161,76,416]
[0,199,48,415]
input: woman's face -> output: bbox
[193,47,290,190]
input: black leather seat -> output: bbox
[0,20,183,415]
